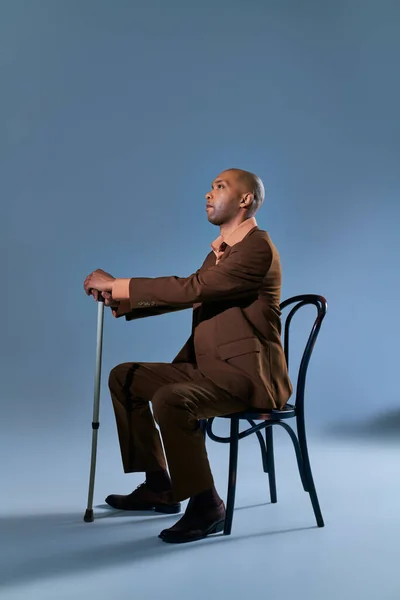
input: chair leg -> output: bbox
[254,429,268,472]
[265,426,277,503]
[224,418,239,536]
[297,418,324,528]
[278,422,308,491]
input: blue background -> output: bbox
[1,2,400,599]
[2,0,399,437]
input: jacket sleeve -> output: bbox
[118,304,193,321]
[113,255,214,321]
[127,236,272,309]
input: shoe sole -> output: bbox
[105,499,181,514]
[154,503,181,514]
[160,518,225,543]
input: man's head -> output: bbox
[205,168,265,227]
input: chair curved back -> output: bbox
[279,294,327,418]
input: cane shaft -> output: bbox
[85,299,105,520]
[92,299,105,423]
[86,429,99,513]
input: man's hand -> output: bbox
[101,291,120,308]
[84,269,116,297]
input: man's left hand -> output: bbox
[84,269,116,296]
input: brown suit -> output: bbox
[109,225,292,501]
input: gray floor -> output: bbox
[1,429,399,600]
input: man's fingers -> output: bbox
[84,272,109,301]
[102,291,112,306]
[101,291,117,307]
[84,275,92,295]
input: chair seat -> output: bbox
[221,403,296,421]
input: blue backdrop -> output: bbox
[1,0,399,440]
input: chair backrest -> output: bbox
[279,295,327,415]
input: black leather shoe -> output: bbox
[105,483,181,514]
[159,502,226,543]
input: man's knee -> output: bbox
[108,362,140,394]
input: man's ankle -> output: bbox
[189,486,223,511]
[145,469,172,493]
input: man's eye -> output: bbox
[218,184,224,188]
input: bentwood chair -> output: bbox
[203,294,328,536]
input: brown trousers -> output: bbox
[108,362,249,501]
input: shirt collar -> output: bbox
[211,217,258,253]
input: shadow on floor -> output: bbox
[93,501,272,517]
[0,505,314,590]
[324,408,400,441]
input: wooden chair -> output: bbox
[203,294,328,535]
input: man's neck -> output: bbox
[211,216,258,255]
[219,217,250,239]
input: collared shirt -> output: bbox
[111,217,258,312]
[210,217,258,264]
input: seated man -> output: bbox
[83,168,292,544]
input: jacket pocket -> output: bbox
[217,337,261,360]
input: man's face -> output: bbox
[205,170,245,226]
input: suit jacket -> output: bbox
[119,226,292,410]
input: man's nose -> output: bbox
[205,190,212,201]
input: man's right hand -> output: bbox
[101,291,120,308]
[90,288,119,308]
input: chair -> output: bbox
[203,294,328,535]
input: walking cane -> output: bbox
[84,296,105,522]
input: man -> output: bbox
[83,168,292,544]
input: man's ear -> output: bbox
[240,192,255,209]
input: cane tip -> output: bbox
[84,509,94,522]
